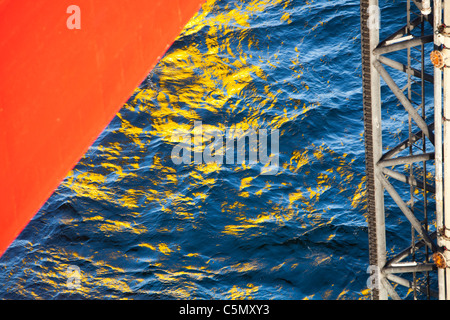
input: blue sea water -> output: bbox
[0,0,435,300]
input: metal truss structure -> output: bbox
[360,0,450,299]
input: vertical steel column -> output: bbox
[442,0,450,301]
[361,0,388,300]
[433,0,445,301]
[420,9,430,300]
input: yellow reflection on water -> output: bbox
[8,0,370,301]
[227,283,260,300]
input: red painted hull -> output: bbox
[0,0,205,257]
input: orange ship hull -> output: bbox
[0,0,205,257]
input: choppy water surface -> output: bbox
[0,0,402,299]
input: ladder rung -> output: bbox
[410,78,423,86]
[410,56,422,64]
[411,89,422,97]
